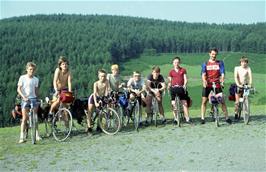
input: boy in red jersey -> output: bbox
[200,48,232,124]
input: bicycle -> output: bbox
[51,101,73,141]
[169,86,185,127]
[85,96,121,135]
[26,98,39,144]
[208,82,224,127]
[44,91,74,142]
[148,82,164,127]
[236,84,254,125]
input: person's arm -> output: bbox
[248,67,252,87]
[53,68,60,92]
[35,77,39,98]
[105,80,110,96]
[159,82,166,91]
[168,76,172,89]
[127,78,133,92]
[234,67,241,87]
[17,77,27,101]
[219,61,225,83]
[68,72,72,92]
[201,63,207,87]
[183,74,188,89]
[93,82,99,107]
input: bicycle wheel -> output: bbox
[213,105,219,127]
[237,102,242,120]
[52,108,73,142]
[121,107,130,128]
[99,107,121,135]
[132,101,140,131]
[30,111,36,144]
[242,98,250,125]
[175,97,181,127]
[152,97,159,127]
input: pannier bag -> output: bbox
[60,91,74,103]
[228,83,237,101]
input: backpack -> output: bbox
[228,84,237,101]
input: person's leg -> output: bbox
[33,106,42,141]
[157,94,165,118]
[181,100,190,122]
[87,104,94,130]
[19,108,29,143]
[200,87,210,124]
[200,97,208,123]
[49,98,60,113]
[145,94,152,122]
[234,93,240,119]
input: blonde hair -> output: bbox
[111,64,119,70]
[58,56,69,70]
[26,62,36,70]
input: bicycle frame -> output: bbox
[209,82,224,127]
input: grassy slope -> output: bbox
[120,52,266,118]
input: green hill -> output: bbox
[0,14,265,126]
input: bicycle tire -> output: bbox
[30,111,36,144]
[99,107,121,135]
[52,108,73,142]
[175,96,181,127]
[122,108,130,127]
[152,97,159,127]
[213,105,219,127]
[237,102,242,120]
[243,98,250,125]
[132,101,140,131]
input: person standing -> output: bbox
[200,48,232,124]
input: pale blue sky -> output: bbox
[1,0,265,24]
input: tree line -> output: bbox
[0,14,265,127]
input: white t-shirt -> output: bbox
[127,78,144,90]
[234,66,251,85]
[17,74,39,98]
[107,73,121,91]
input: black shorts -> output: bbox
[202,87,223,97]
[170,87,188,101]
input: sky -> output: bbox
[1,0,265,24]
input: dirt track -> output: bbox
[1,114,265,171]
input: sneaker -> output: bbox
[234,114,239,120]
[36,136,42,141]
[48,113,53,122]
[226,118,232,124]
[96,126,102,132]
[161,119,167,124]
[18,138,26,144]
[173,120,178,125]
[85,127,93,136]
[144,120,149,126]
[185,119,193,125]
[201,119,205,124]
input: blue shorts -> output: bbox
[21,98,38,110]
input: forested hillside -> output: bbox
[0,14,265,127]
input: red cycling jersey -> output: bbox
[169,68,186,86]
[202,60,224,85]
